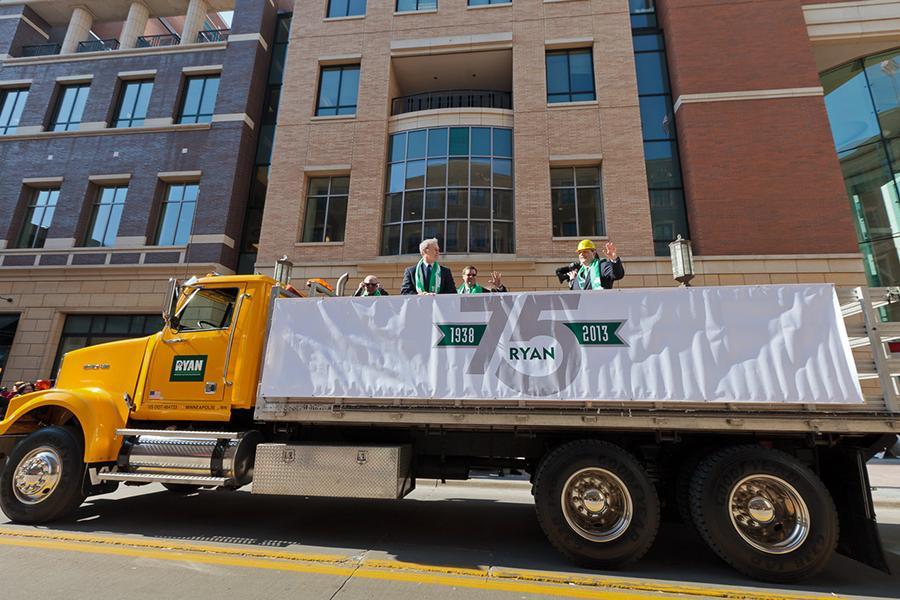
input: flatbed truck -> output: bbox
[0,268,896,583]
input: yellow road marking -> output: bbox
[0,527,842,600]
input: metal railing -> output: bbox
[136,33,181,48]
[77,38,119,53]
[391,90,512,116]
[197,29,230,43]
[20,43,61,57]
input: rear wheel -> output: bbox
[689,445,838,583]
[534,440,660,569]
[0,426,86,524]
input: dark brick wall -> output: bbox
[0,0,276,271]
[656,0,858,255]
[1,5,53,58]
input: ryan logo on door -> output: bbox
[170,355,208,382]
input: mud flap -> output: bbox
[818,443,890,573]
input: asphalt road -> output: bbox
[0,467,899,600]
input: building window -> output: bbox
[16,188,59,249]
[468,0,509,5]
[156,183,198,246]
[177,75,220,124]
[823,48,900,291]
[84,185,127,247]
[316,65,360,116]
[550,167,604,237]
[382,126,514,255]
[328,0,366,17]
[396,0,437,10]
[545,49,596,104]
[50,84,90,132]
[302,176,348,242]
[632,7,688,256]
[53,314,163,375]
[114,79,153,128]
[0,88,28,135]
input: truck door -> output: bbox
[138,284,244,421]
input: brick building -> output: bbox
[256,0,872,296]
[4,0,898,383]
[0,0,288,383]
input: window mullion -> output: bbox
[336,68,344,113]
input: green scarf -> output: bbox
[576,258,604,290]
[457,283,485,294]
[362,288,383,296]
[414,258,441,293]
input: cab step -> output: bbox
[116,429,242,439]
[97,472,230,487]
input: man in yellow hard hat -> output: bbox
[568,239,624,291]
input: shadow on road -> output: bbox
[15,485,899,599]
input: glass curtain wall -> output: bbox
[630,0,689,256]
[381,126,514,255]
[822,48,900,288]
[237,13,292,274]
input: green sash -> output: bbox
[576,258,604,290]
[414,259,441,293]
[457,283,485,294]
[362,288,383,296]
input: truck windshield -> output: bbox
[177,287,239,331]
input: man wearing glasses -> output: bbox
[457,266,508,294]
[354,275,389,297]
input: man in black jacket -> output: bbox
[400,238,456,295]
[568,239,625,290]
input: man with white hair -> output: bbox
[400,238,456,295]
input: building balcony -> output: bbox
[136,34,181,48]
[197,29,230,43]
[77,39,120,53]
[391,90,512,116]
[20,43,62,57]
[390,49,513,119]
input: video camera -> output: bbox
[555,262,579,284]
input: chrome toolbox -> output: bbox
[251,443,414,498]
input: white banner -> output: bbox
[259,285,863,404]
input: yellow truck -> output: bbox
[0,265,897,584]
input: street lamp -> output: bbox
[273,255,293,287]
[669,234,695,287]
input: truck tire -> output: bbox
[689,445,838,583]
[534,440,660,569]
[674,449,705,526]
[0,426,86,524]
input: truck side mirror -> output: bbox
[162,278,180,330]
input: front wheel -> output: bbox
[0,426,86,524]
[534,440,660,569]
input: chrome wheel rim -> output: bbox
[13,446,62,505]
[561,468,633,542]
[728,474,810,555]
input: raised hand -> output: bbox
[488,271,502,288]
[603,241,618,261]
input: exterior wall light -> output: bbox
[274,255,294,287]
[669,234,695,287]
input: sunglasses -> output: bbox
[364,282,378,287]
